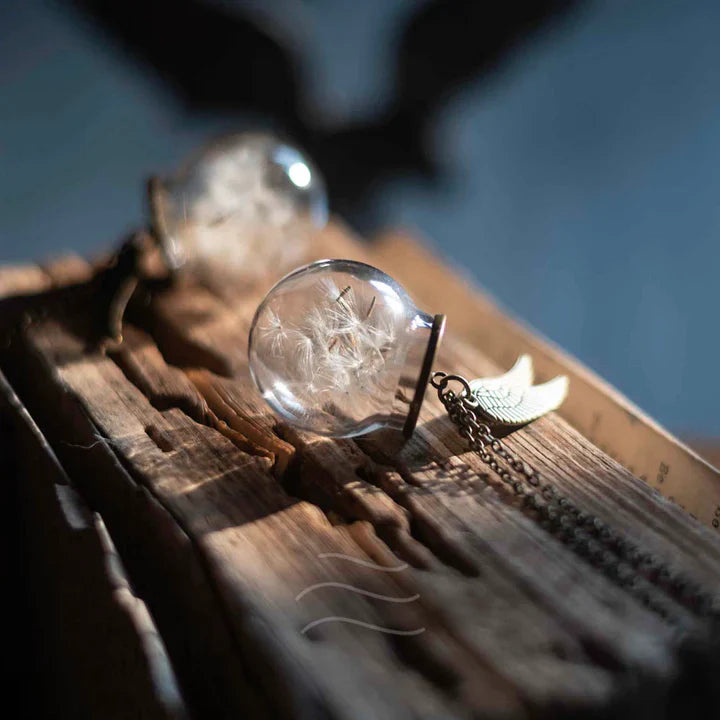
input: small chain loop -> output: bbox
[430,371,448,390]
[435,374,473,406]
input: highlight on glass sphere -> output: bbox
[150,132,328,278]
[248,259,445,438]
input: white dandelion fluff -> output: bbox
[291,331,315,378]
[259,279,403,407]
[248,258,442,438]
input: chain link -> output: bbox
[431,371,718,622]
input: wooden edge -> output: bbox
[686,440,720,471]
[0,262,52,298]
[0,369,189,720]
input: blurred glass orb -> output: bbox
[248,259,445,438]
[153,132,328,279]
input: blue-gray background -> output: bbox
[1,0,718,436]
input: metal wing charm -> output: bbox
[468,355,568,427]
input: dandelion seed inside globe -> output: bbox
[153,132,328,277]
[248,259,445,438]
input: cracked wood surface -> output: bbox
[3,226,720,719]
[1,368,188,720]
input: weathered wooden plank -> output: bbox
[10,321,273,718]
[3,231,720,719]
[1,369,189,720]
[4,258,270,719]
[16,318,496,719]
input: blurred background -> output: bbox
[1,0,718,440]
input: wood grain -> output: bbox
[3,228,720,719]
[1,369,188,720]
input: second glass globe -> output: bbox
[151,132,328,278]
[248,259,445,438]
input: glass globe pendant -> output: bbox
[150,132,328,279]
[248,259,446,438]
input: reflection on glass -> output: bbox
[153,132,328,280]
[249,259,444,438]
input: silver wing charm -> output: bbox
[469,355,568,426]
